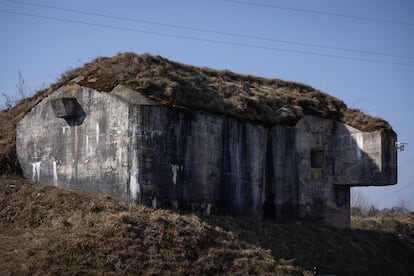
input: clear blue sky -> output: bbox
[1,0,413,210]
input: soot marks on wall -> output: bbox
[271,127,299,222]
[218,117,232,216]
[263,129,275,220]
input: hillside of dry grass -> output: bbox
[0,177,307,275]
[1,177,413,275]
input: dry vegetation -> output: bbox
[66,52,392,132]
[352,212,414,243]
[0,177,307,275]
[0,177,413,275]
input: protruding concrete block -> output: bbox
[334,126,397,186]
[50,97,79,119]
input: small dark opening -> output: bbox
[263,196,276,220]
[311,149,324,169]
[50,97,86,126]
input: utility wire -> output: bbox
[4,0,414,60]
[394,122,414,128]
[1,9,414,67]
[368,105,414,112]
[224,0,414,27]
[398,130,414,135]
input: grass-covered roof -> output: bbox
[0,52,393,174]
[66,53,391,131]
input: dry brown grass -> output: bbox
[352,212,414,244]
[66,52,391,131]
[0,177,306,275]
[1,177,413,275]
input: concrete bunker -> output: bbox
[15,54,398,228]
[16,84,397,228]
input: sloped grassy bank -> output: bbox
[1,177,413,275]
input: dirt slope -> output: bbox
[1,177,413,275]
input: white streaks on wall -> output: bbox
[52,160,58,186]
[130,170,139,199]
[152,197,157,209]
[354,133,364,159]
[96,123,100,144]
[85,135,89,156]
[171,164,180,185]
[172,200,178,209]
[31,161,41,181]
[117,148,123,164]
[62,126,70,135]
[129,127,140,200]
[206,203,212,215]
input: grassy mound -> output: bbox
[1,177,413,275]
[0,52,392,175]
[66,53,391,131]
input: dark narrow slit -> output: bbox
[263,129,276,220]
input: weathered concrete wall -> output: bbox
[131,106,269,219]
[295,116,349,226]
[17,85,397,228]
[130,108,352,226]
[17,85,136,201]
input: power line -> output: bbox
[394,122,414,128]
[368,105,414,112]
[4,0,414,60]
[1,9,414,67]
[224,0,414,27]
[397,130,414,135]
